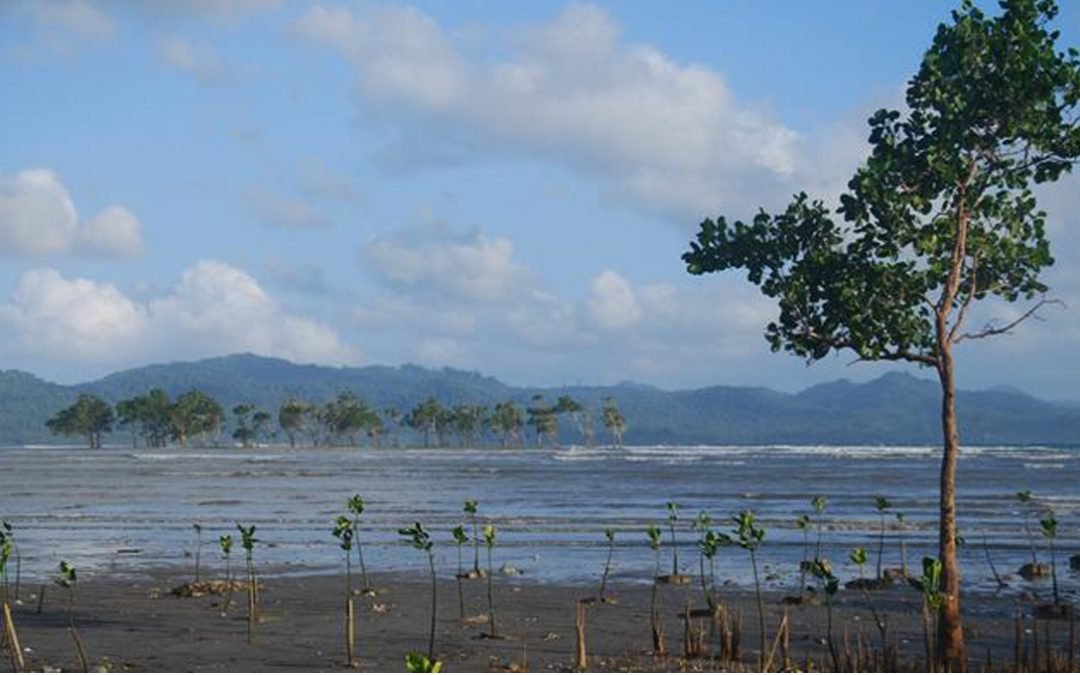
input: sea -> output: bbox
[1,443,1077,600]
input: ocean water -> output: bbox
[1,444,1077,598]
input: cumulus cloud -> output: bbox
[157,36,226,84]
[6,0,116,56]
[0,261,354,369]
[588,269,642,330]
[247,190,330,230]
[293,3,800,217]
[0,169,141,258]
[362,225,530,302]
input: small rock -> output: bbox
[1018,562,1051,580]
[498,563,520,576]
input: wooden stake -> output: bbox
[345,596,356,667]
[574,600,587,672]
[3,602,25,672]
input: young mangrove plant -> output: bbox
[463,500,483,578]
[399,522,439,664]
[347,495,373,592]
[1040,510,1060,606]
[483,524,499,637]
[1017,490,1041,568]
[660,502,688,584]
[811,495,827,560]
[873,496,891,581]
[691,511,711,607]
[333,519,358,667]
[810,558,840,671]
[451,526,468,619]
[237,523,259,644]
[917,557,945,672]
[219,534,234,616]
[405,652,443,673]
[1,522,20,603]
[849,548,888,646]
[192,523,203,583]
[597,528,617,603]
[0,532,24,673]
[733,510,768,671]
[794,513,811,598]
[56,561,89,672]
[646,524,666,656]
[895,511,908,578]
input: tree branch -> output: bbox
[948,249,980,344]
[954,297,1064,343]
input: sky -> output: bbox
[2,0,1079,399]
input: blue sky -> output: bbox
[2,0,1079,399]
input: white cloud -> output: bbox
[5,0,116,57]
[77,205,141,258]
[247,190,330,229]
[294,3,800,217]
[0,261,354,369]
[0,169,141,258]
[588,269,642,330]
[363,225,529,302]
[157,36,226,84]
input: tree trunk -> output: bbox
[936,351,966,670]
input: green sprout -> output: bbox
[795,513,812,596]
[850,547,888,643]
[405,652,443,673]
[1040,511,1060,605]
[597,528,617,601]
[645,524,666,656]
[219,534,234,615]
[665,502,680,577]
[917,556,944,670]
[873,496,891,580]
[236,523,259,644]
[483,523,498,637]
[332,519,357,667]
[451,525,468,619]
[347,495,372,591]
[399,522,438,662]
[811,496,827,559]
[464,500,481,576]
[734,510,768,671]
[55,561,89,672]
[810,557,840,671]
[192,523,203,583]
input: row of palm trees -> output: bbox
[45,390,628,450]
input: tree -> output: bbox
[232,403,257,448]
[406,398,444,448]
[683,2,1080,667]
[451,404,486,448]
[171,390,224,448]
[601,397,626,448]
[555,395,585,445]
[526,394,558,447]
[278,398,309,448]
[489,401,523,448]
[116,389,173,448]
[46,394,114,449]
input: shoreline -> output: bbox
[3,568,1076,672]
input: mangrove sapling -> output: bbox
[849,548,888,645]
[917,557,945,672]
[697,530,728,614]
[333,522,358,667]
[2,522,19,603]
[347,495,373,593]
[691,511,711,608]
[597,528,617,603]
[405,652,443,673]
[895,512,908,578]
[660,502,689,584]
[192,523,203,583]
[810,558,840,672]
[811,495,827,560]
[1040,511,1061,606]
[0,534,24,673]
[482,524,500,638]
[451,526,468,619]
[981,532,1007,590]
[237,523,259,644]
[873,496,890,582]
[1017,490,1045,576]
[399,522,439,665]
[219,534,234,616]
[56,561,89,672]
[794,513,811,597]
[463,500,483,578]
[734,510,768,671]
[646,524,666,656]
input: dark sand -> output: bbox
[2,568,1076,672]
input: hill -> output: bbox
[2,353,1078,446]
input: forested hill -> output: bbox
[2,353,1078,446]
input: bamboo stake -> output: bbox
[3,602,25,672]
[574,600,587,672]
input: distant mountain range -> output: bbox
[2,353,1078,446]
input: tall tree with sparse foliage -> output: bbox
[684,1,1080,667]
[46,394,114,449]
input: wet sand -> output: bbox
[3,568,1076,672]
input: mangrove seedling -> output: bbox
[451,526,468,619]
[483,523,498,637]
[734,510,768,671]
[1040,511,1060,605]
[916,557,944,672]
[597,528,617,602]
[192,523,203,583]
[55,561,89,672]
[697,528,729,613]
[691,511,711,605]
[463,500,483,577]
[405,652,443,673]
[810,558,840,671]
[659,502,688,584]
[399,522,438,662]
[347,495,372,592]
[237,523,259,644]
[1017,490,1040,567]
[219,534,234,615]
[333,520,358,667]
[850,548,888,644]
[873,496,891,581]
[0,532,24,673]
[1,522,20,603]
[895,511,908,578]
[811,495,827,560]
[794,513,811,597]
[646,524,666,656]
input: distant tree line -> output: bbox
[44,389,627,450]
